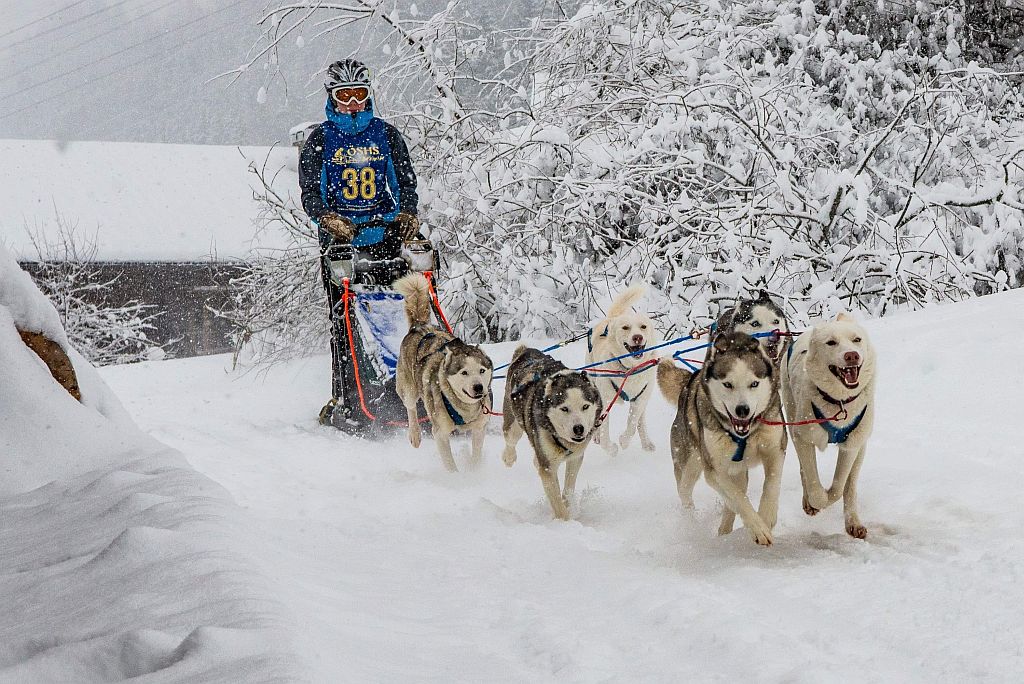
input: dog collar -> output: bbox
[815,386,861,407]
[811,403,867,444]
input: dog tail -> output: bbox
[606,282,648,319]
[656,358,690,404]
[393,273,433,328]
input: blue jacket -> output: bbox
[299,99,418,246]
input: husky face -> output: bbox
[807,314,874,393]
[543,374,601,445]
[705,333,774,438]
[606,310,655,360]
[444,346,493,403]
[725,291,789,360]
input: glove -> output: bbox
[319,213,356,242]
[394,212,421,241]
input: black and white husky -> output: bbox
[501,346,602,520]
[657,332,787,546]
[716,290,791,364]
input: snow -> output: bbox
[93,290,1024,682]
[0,139,296,263]
[0,245,305,680]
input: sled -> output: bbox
[320,239,442,437]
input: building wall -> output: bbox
[20,261,245,359]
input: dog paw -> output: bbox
[603,441,620,457]
[804,488,827,513]
[501,449,517,467]
[802,494,820,516]
[749,524,773,546]
[408,431,421,449]
[618,434,632,450]
[641,439,656,452]
[846,521,868,539]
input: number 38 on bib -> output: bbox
[341,167,376,200]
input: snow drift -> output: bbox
[0,244,305,682]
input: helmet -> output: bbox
[325,59,371,91]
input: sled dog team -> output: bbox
[392,274,877,546]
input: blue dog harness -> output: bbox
[811,403,867,444]
[728,431,748,462]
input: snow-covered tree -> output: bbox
[228,0,1024,357]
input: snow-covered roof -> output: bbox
[0,139,298,262]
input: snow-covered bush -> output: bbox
[233,0,1024,355]
[24,218,165,366]
[217,157,328,366]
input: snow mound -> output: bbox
[0,246,306,681]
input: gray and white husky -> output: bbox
[657,332,787,546]
[781,313,876,538]
[394,274,494,472]
[501,346,602,520]
[716,289,792,364]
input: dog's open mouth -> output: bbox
[763,332,784,360]
[829,364,861,389]
[462,389,486,401]
[729,415,752,437]
[624,342,646,355]
[570,435,587,444]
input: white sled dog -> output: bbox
[781,313,876,538]
[501,346,602,520]
[394,274,494,472]
[585,283,659,455]
[657,332,787,546]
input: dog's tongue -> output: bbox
[839,365,860,387]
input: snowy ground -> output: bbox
[98,290,1024,683]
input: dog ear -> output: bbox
[836,312,852,322]
[711,332,733,356]
[756,289,772,302]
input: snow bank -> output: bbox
[0,139,297,263]
[0,247,305,681]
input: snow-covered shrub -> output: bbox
[24,218,165,366]
[234,0,1024,356]
[217,157,328,366]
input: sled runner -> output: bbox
[319,239,443,437]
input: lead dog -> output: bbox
[585,283,659,455]
[657,332,787,545]
[394,274,494,472]
[501,346,602,520]
[781,313,876,538]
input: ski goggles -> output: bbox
[328,85,371,105]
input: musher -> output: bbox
[299,58,420,424]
